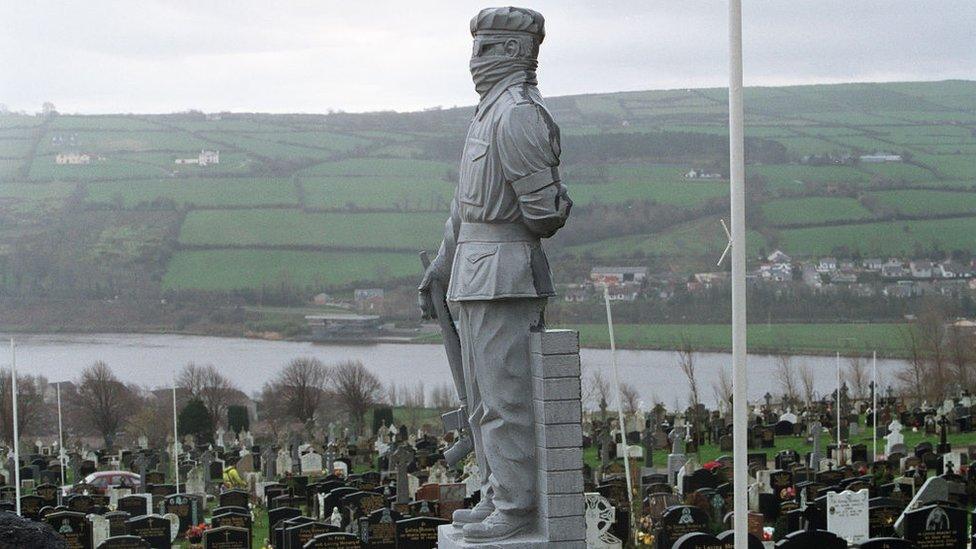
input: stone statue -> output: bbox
[418,6,571,543]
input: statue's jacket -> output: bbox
[441,72,572,302]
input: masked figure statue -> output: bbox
[419,6,572,543]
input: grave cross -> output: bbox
[937,415,951,454]
[390,444,414,505]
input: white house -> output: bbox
[55,152,90,165]
[859,153,902,163]
[816,257,837,273]
[910,260,933,279]
[175,149,220,166]
[767,249,791,263]
[590,266,648,285]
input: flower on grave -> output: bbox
[186,523,210,542]
[763,527,774,541]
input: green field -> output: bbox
[0,182,76,215]
[567,217,767,260]
[762,196,873,225]
[568,163,728,207]
[163,249,420,290]
[780,216,976,256]
[302,176,453,210]
[85,177,299,208]
[303,157,452,178]
[39,130,213,153]
[867,189,976,216]
[178,209,443,250]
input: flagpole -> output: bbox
[602,285,634,512]
[872,350,878,460]
[172,379,179,490]
[836,352,842,460]
[57,382,66,487]
[727,1,749,547]
[11,339,21,515]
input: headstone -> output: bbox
[96,536,150,548]
[901,504,967,549]
[359,508,400,549]
[826,488,869,545]
[203,525,250,548]
[161,493,202,538]
[395,516,447,549]
[303,532,361,548]
[124,514,170,549]
[658,505,709,549]
[584,492,621,548]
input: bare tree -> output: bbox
[847,354,869,401]
[126,394,171,449]
[177,363,236,429]
[946,324,974,392]
[262,357,330,426]
[916,300,949,400]
[430,383,458,411]
[798,361,816,406]
[712,367,733,412]
[71,362,134,447]
[774,354,799,404]
[0,370,48,445]
[585,370,612,412]
[332,361,384,434]
[676,336,701,454]
[619,384,640,415]
[896,325,926,405]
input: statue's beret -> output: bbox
[470,6,545,43]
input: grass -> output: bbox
[779,216,976,257]
[302,158,452,179]
[915,153,976,180]
[762,196,873,225]
[860,162,936,182]
[867,189,976,216]
[163,249,422,290]
[85,177,299,208]
[39,130,214,153]
[0,181,77,215]
[565,322,905,356]
[178,209,444,250]
[301,176,454,211]
[567,217,767,260]
[567,163,728,207]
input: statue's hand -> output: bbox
[418,254,449,320]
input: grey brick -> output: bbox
[541,493,584,518]
[546,516,586,542]
[532,376,581,402]
[530,329,579,355]
[535,423,582,449]
[539,469,584,494]
[537,447,583,471]
[531,352,581,379]
[534,399,582,425]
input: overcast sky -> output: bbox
[2,1,974,114]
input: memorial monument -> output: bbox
[418,6,581,546]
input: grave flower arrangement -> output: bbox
[186,523,209,543]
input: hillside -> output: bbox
[1,80,974,305]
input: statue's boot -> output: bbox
[451,496,494,528]
[443,433,474,468]
[462,510,532,542]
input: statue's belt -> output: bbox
[457,222,535,243]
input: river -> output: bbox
[1,333,907,408]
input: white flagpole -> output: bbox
[602,285,634,510]
[172,379,179,489]
[727,1,749,547]
[836,352,842,458]
[57,382,66,487]
[872,350,878,460]
[11,339,21,515]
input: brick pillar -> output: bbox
[532,329,585,545]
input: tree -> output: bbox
[227,405,250,434]
[178,398,213,444]
[712,367,733,413]
[619,384,640,415]
[332,361,384,435]
[946,325,974,392]
[177,363,236,429]
[0,371,48,446]
[71,362,134,448]
[261,357,329,426]
[676,336,701,455]
[847,354,869,401]
[798,361,816,406]
[774,354,799,405]
[897,325,926,405]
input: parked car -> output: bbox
[69,470,142,495]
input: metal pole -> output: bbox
[602,286,634,509]
[727,1,748,547]
[836,352,842,458]
[57,382,66,487]
[172,380,179,489]
[872,350,878,460]
[11,339,21,515]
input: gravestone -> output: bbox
[658,505,709,549]
[161,493,202,538]
[858,539,916,549]
[868,500,901,538]
[284,521,335,549]
[303,532,361,548]
[584,492,621,548]
[211,510,252,533]
[396,516,447,549]
[774,529,847,548]
[901,504,967,549]
[219,489,249,509]
[116,495,150,518]
[203,525,250,549]
[124,514,170,548]
[826,488,869,545]
[46,510,92,549]
[673,532,724,549]
[96,536,150,548]
[359,508,401,549]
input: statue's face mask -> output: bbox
[469,34,538,98]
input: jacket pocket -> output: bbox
[459,138,489,206]
[456,243,498,297]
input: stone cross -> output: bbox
[937,415,951,453]
[808,421,823,468]
[390,444,414,505]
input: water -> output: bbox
[1,332,906,408]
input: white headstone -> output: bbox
[88,514,110,547]
[276,449,292,476]
[138,435,148,450]
[826,488,869,544]
[584,492,622,548]
[163,512,180,541]
[885,420,904,456]
[462,464,481,498]
[332,460,349,478]
[300,451,323,474]
[185,465,206,495]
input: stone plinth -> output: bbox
[438,329,585,549]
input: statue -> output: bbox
[418,6,571,543]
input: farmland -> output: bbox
[0,79,973,305]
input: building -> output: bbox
[175,149,220,165]
[767,250,791,263]
[590,266,648,285]
[306,314,382,339]
[909,260,933,279]
[354,288,385,312]
[881,260,908,279]
[816,257,837,273]
[55,152,90,165]
[859,153,903,163]
[862,258,883,271]
[684,169,723,179]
